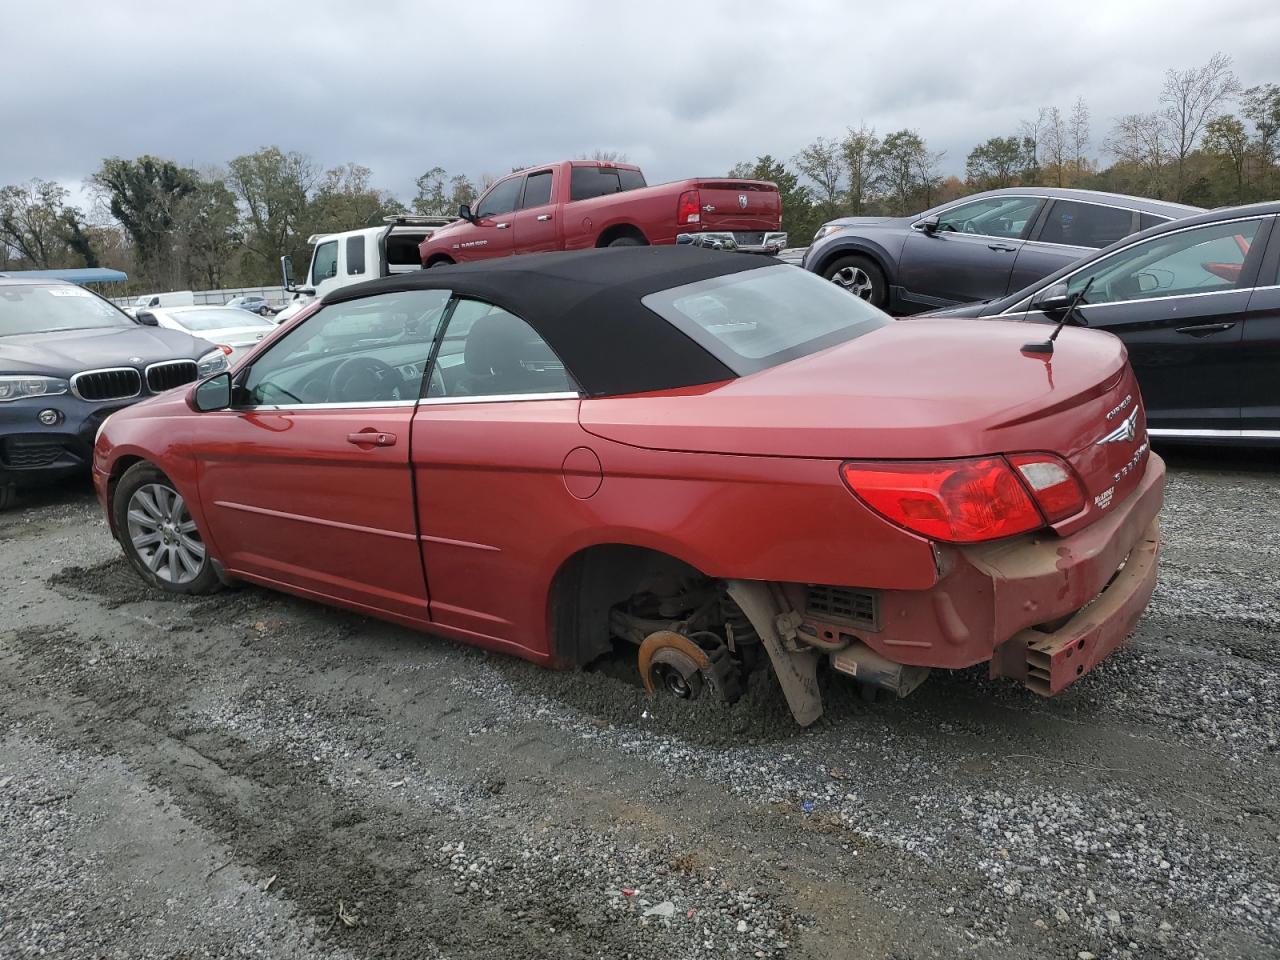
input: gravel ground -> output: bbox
[0,445,1277,960]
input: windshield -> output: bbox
[0,284,133,337]
[641,264,891,374]
[170,309,273,332]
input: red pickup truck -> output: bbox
[418,160,786,266]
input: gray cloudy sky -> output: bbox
[4,0,1278,204]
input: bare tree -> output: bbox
[578,150,629,163]
[1070,97,1091,182]
[1019,107,1052,172]
[1160,52,1241,199]
[793,137,845,217]
[1040,107,1070,187]
[1106,113,1174,197]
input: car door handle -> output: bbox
[1175,321,1237,337]
[987,242,1017,252]
[495,222,510,229]
[536,214,553,222]
[347,431,397,447]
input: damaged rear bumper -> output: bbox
[803,453,1165,697]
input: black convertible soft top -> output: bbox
[324,247,776,397]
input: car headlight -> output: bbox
[196,349,229,377]
[812,223,845,243]
[0,375,70,402]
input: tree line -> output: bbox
[1,53,1276,294]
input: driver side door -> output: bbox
[898,195,1045,307]
[193,289,452,624]
[453,176,521,262]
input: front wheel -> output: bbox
[821,254,887,308]
[112,463,220,594]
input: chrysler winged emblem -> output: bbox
[737,193,749,209]
[1096,408,1139,445]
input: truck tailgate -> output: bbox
[695,181,781,231]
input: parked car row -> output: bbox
[802,187,1200,313]
[803,192,1280,444]
[3,161,1271,728]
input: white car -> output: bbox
[139,305,275,364]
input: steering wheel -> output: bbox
[328,356,404,403]
[962,221,978,234]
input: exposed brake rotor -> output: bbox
[637,630,743,704]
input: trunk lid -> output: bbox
[580,319,1150,528]
[693,180,782,231]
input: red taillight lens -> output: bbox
[841,457,1044,543]
[1006,453,1086,523]
[677,189,701,225]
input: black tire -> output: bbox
[112,462,220,595]
[607,235,646,248]
[0,485,16,511]
[821,254,888,308]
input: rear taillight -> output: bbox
[1006,453,1086,522]
[677,189,701,225]
[841,456,1045,543]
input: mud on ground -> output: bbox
[0,448,1277,960]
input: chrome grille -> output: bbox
[805,583,878,630]
[71,367,142,402]
[145,360,198,393]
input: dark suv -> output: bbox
[803,188,1200,314]
[0,276,227,508]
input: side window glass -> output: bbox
[346,236,366,275]
[521,171,554,208]
[475,178,522,219]
[241,289,451,406]
[1140,213,1170,232]
[1068,219,1263,305]
[1037,201,1134,249]
[428,299,575,399]
[311,240,338,283]
[935,196,1041,239]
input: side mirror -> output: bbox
[191,372,232,412]
[280,254,295,290]
[458,202,476,223]
[135,310,159,326]
[915,215,940,234]
[1033,281,1073,314]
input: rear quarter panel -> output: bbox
[410,399,939,663]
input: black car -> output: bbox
[0,277,228,508]
[802,188,1200,314]
[918,201,1280,443]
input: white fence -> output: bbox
[110,285,289,309]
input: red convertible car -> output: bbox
[93,248,1163,725]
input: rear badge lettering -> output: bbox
[1105,394,1133,420]
[1094,487,1115,510]
[1113,441,1150,485]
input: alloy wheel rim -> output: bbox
[126,482,205,584]
[832,266,874,300]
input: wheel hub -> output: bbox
[637,630,743,704]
